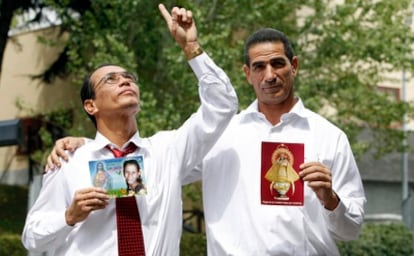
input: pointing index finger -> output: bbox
[158,4,172,25]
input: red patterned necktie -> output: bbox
[106,143,146,256]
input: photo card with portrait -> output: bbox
[89,155,147,197]
[260,142,304,206]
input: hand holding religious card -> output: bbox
[261,142,304,206]
[89,156,147,197]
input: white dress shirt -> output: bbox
[188,98,366,256]
[21,52,238,256]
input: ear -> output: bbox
[84,99,98,116]
[291,56,299,77]
[243,64,253,85]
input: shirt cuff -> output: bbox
[48,210,75,233]
[324,198,346,221]
[188,53,212,80]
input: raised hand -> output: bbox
[158,3,200,58]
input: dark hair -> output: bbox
[80,63,118,127]
[123,159,142,183]
[244,28,294,66]
[123,159,141,174]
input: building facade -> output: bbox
[0,26,77,186]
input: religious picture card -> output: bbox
[261,142,304,206]
[89,156,147,197]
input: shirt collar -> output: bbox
[240,97,310,122]
[283,97,309,120]
[90,131,146,152]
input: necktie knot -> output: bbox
[106,143,138,158]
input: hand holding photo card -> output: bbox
[89,156,146,197]
[261,142,304,206]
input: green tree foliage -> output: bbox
[296,0,414,157]
[3,2,414,253]
[4,0,413,209]
[33,0,414,158]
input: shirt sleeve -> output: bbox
[174,53,238,182]
[21,166,74,252]
[323,132,366,241]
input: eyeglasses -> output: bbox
[96,71,138,86]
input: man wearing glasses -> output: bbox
[21,4,237,256]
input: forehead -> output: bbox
[90,65,126,83]
[248,41,287,63]
[125,163,138,170]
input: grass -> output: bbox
[0,184,28,234]
[0,184,28,255]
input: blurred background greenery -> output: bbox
[1,0,414,255]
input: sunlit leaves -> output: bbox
[37,0,414,157]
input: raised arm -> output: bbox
[158,4,238,179]
[45,4,199,172]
